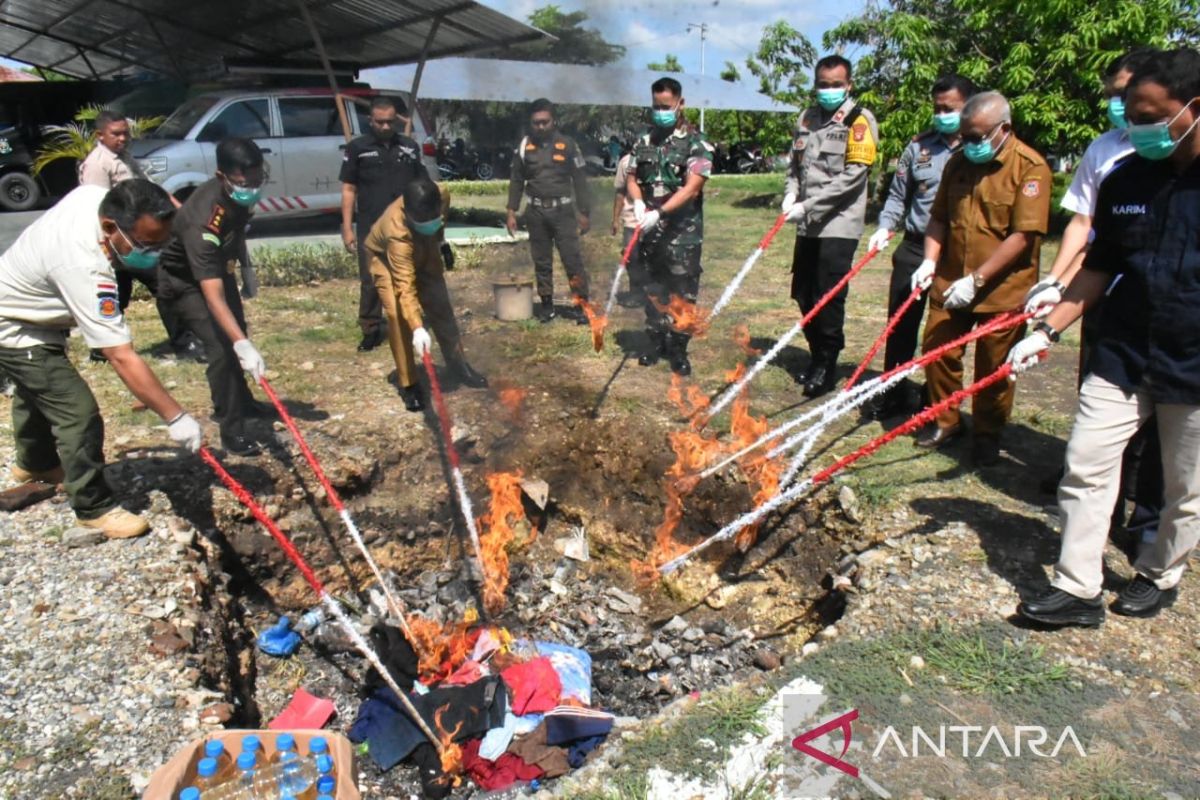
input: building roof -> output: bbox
[362,57,795,112]
[0,0,550,80]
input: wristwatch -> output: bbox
[1034,320,1061,343]
[972,271,987,289]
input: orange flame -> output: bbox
[434,703,464,781]
[496,381,528,420]
[572,295,608,352]
[404,610,477,677]
[652,294,710,338]
[476,470,527,615]
[728,381,783,552]
[732,324,761,357]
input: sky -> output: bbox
[483,0,869,79]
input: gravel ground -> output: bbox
[0,440,216,800]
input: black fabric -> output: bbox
[363,622,418,695]
[1082,155,1200,403]
[790,235,860,362]
[507,131,591,215]
[526,203,589,299]
[339,133,427,227]
[883,236,930,371]
[158,178,249,292]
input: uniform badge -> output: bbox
[206,204,225,234]
[833,110,845,123]
[554,141,566,150]
[525,142,538,151]
[97,291,119,319]
[201,232,221,247]
[1022,180,1041,198]
[552,154,566,162]
[852,125,867,142]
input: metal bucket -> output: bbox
[493,276,534,321]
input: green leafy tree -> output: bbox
[33,104,165,175]
[504,4,625,66]
[824,0,1200,161]
[746,20,818,106]
[720,61,741,82]
[647,54,684,73]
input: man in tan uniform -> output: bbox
[912,91,1051,465]
[364,177,486,411]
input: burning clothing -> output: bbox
[461,739,544,791]
[500,656,562,715]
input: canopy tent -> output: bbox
[0,0,549,81]
[362,57,795,112]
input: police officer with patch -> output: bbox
[340,97,430,352]
[866,74,976,417]
[0,180,201,539]
[626,77,714,376]
[783,55,880,397]
[506,98,592,324]
[157,138,272,456]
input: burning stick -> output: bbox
[600,227,642,321]
[703,239,890,423]
[258,377,420,649]
[843,283,924,391]
[199,447,445,756]
[572,295,607,353]
[657,362,1020,574]
[421,351,488,584]
[707,214,788,322]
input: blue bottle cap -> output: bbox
[242,734,262,752]
[276,732,296,752]
[316,754,334,774]
[318,796,335,800]
[317,774,336,792]
[180,789,201,800]
[204,740,225,759]
[309,736,329,755]
[237,751,257,771]
[197,757,218,778]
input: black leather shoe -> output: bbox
[972,435,1001,466]
[447,359,488,389]
[174,338,208,364]
[400,384,425,412]
[536,298,556,323]
[569,303,589,326]
[915,424,962,449]
[357,329,384,352]
[1018,587,1105,627]
[795,361,816,386]
[802,364,837,398]
[866,389,907,420]
[89,349,108,363]
[1111,574,1177,618]
[639,332,665,367]
[220,431,264,457]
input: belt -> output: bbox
[529,196,573,208]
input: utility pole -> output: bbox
[687,22,708,132]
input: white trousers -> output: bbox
[1053,375,1200,598]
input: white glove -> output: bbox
[784,200,806,223]
[781,192,797,214]
[412,326,432,358]
[867,229,891,253]
[1007,331,1051,375]
[639,209,661,232]
[167,413,202,453]
[911,259,936,292]
[232,339,266,381]
[633,199,647,224]
[1023,278,1063,319]
[942,275,978,309]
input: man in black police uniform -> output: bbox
[506,98,592,323]
[340,96,433,351]
[157,138,272,456]
[1010,47,1200,626]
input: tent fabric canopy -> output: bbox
[363,57,795,112]
[0,0,549,80]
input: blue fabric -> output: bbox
[348,687,427,770]
[544,708,614,746]
[535,641,593,705]
[566,734,607,768]
[478,703,517,761]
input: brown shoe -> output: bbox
[76,508,150,539]
[914,424,962,449]
[11,464,65,485]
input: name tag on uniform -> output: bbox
[652,185,668,198]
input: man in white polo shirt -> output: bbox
[0,180,202,538]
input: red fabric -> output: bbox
[443,659,487,686]
[500,657,562,715]
[268,688,336,730]
[461,738,544,791]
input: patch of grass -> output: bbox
[41,524,64,541]
[851,477,899,511]
[299,326,338,343]
[916,625,1070,696]
[70,773,132,800]
[252,243,357,286]
[1054,747,1147,800]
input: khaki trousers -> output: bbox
[1053,374,1200,597]
[367,254,462,388]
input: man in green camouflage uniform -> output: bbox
[626,76,714,377]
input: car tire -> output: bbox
[0,171,40,212]
[474,162,494,181]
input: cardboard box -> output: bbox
[143,729,359,799]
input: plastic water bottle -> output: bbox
[276,750,313,798]
[294,608,324,634]
[204,739,235,783]
[315,774,335,796]
[307,736,329,758]
[179,788,201,800]
[271,733,298,766]
[195,757,222,791]
[240,735,264,768]
[233,751,260,798]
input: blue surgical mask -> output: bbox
[1128,101,1199,161]
[652,107,678,128]
[933,111,961,134]
[963,125,1006,164]
[223,176,263,208]
[1106,97,1127,129]
[410,217,443,236]
[113,227,161,270]
[817,88,848,111]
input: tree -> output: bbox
[824,0,1200,161]
[745,21,818,106]
[720,61,741,82]
[647,54,684,73]
[503,5,625,66]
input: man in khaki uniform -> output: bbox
[364,177,486,411]
[912,91,1051,464]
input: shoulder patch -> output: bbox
[845,120,877,166]
[205,204,225,234]
[97,291,119,320]
[201,232,222,247]
[1022,180,1041,198]
[552,154,566,162]
[554,141,567,150]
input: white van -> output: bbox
[130,88,436,216]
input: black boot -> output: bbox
[357,328,384,352]
[639,330,666,367]
[399,384,425,412]
[447,358,488,389]
[536,296,556,323]
[803,358,838,398]
[666,332,692,377]
[220,427,266,457]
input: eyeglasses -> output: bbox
[116,225,165,253]
[223,166,269,189]
[961,122,1003,145]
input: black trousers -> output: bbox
[160,274,255,438]
[638,226,702,346]
[622,226,646,294]
[790,235,860,363]
[115,267,190,351]
[356,227,384,336]
[526,204,589,300]
[883,236,931,372]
